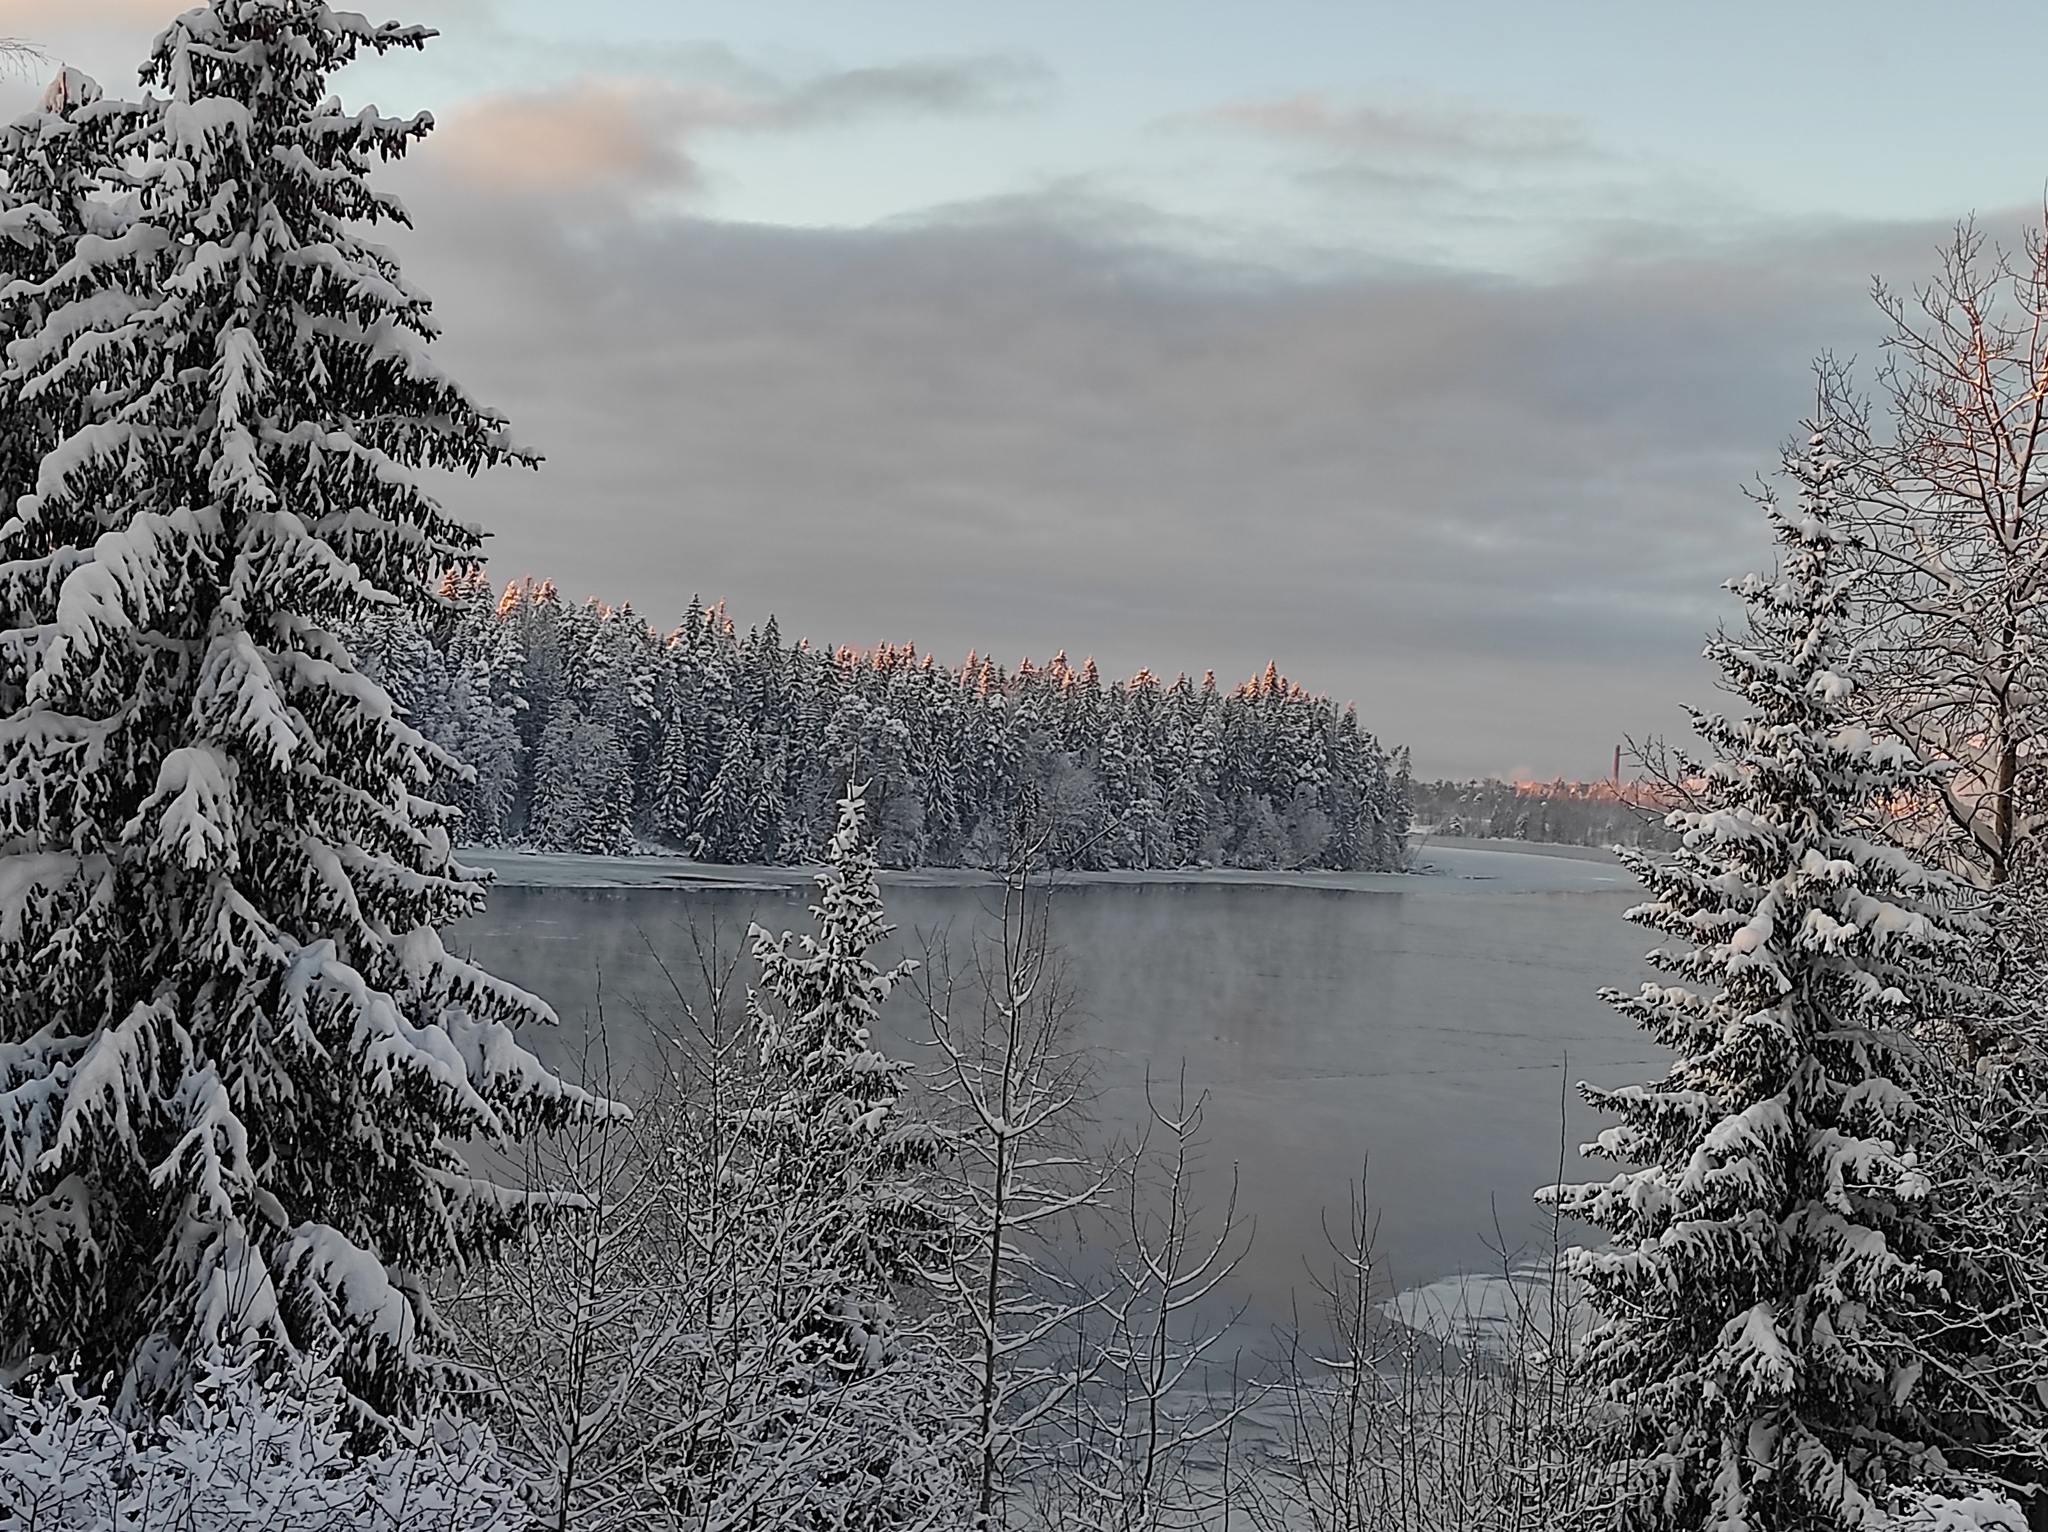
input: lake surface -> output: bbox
[449,840,1667,1333]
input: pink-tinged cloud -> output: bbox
[432,78,743,195]
[428,54,1043,197]
[4,0,169,26]
[1210,91,1588,163]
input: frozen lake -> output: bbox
[449,839,1665,1331]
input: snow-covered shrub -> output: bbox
[1888,1490,2031,1532]
[0,1361,521,1530]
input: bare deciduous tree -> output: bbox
[1821,218,2048,885]
[1053,1071,1252,1532]
[919,850,1108,1528]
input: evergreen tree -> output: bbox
[433,572,524,844]
[0,69,114,538]
[745,785,945,1374]
[0,6,592,1420]
[1547,438,1989,1527]
[529,709,633,854]
[692,714,759,860]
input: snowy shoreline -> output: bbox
[459,835,1635,895]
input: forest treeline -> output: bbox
[1410,777,1682,850]
[350,573,1413,872]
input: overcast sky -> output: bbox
[6,1,2046,777]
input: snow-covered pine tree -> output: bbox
[745,784,945,1374]
[1545,436,1993,1528]
[822,691,920,865]
[0,6,596,1421]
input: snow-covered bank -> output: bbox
[459,837,1633,895]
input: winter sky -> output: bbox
[7,0,2047,777]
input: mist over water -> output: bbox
[450,843,1666,1331]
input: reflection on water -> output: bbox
[447,847,1665,1331]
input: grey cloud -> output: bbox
[1184,88,1768,278]
[0,12,1988,781]
[360,8,1050,122]
[376,165,1953,778]
[770,55,1052,126]
[1208,91,1593,165]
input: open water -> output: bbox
[449,840,1666,1334]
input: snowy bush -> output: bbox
[0,1361,521,1531]
[1888,1491,2031,1532]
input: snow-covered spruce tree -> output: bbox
[0,69,114,552]
[1546,437,2000,1529]
[0,7,597,1421]
[429,572,525,845]
[745,784,947,1374]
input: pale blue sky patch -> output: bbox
[18,1,2047,254]
[318,0,2048,257]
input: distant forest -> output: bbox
[350,574,1413,871]
[1410,776,1681,850]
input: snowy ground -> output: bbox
[1384,1263,1580,1353]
